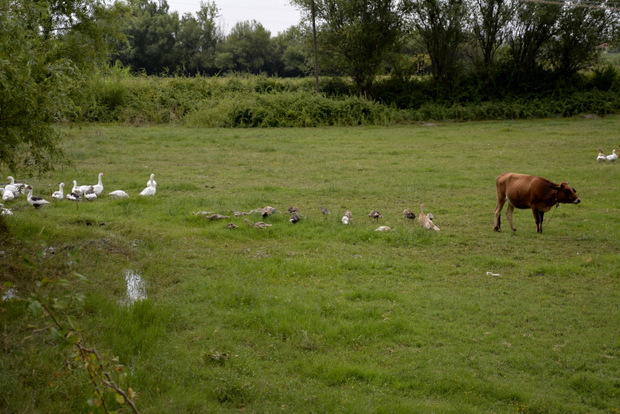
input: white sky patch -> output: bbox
[166,0,303,35]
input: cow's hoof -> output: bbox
[494,227,500,232]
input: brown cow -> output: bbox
[494,173,580,233]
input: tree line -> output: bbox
[113,0,619,93]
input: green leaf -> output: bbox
[115,394,125,404]
[29,300,42,317]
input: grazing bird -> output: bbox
[226,223,238,229]
[368,210,383,221]
[341,210,352,224]
[5,176,24,197]
[92,172,105,195]
[51,183,64,201]
[1,188,15,202]
[140,173,157,196]
[140,185,156,196]
[288,206,300,214]
[597,148,607,162]
[109,190,129,198]
[206,214,230,220]
[84,186,97,201]
[261,206,277,217]
[244,219,272,229]
[0,203,13,216]
[419,204,440,231]
[147,173,157,188]
[289,213,301,224]
[606,149,618,162]
[71,180,84,196]
[403,208,416,220]
[66,191,81,202]
[193,211,215,216]
[78,183,92,194]
[375,226,391,232]
[319,206,330,216]
[25,185,51,209]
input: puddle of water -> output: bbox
[123,270,147,305]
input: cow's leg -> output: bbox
[494,197,506,231]
[538,211,544,233]
[506,202,517,231]
[532,209,544,233]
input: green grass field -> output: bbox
[1,117,619,413]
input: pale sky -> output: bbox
[165,0,304,35]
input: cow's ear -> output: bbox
[550,183,561,190]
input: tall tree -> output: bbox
[214,21,275,74]
[506,0,562,74]
[292,0,403,95]
[404,0,467,87]
[0,0,124,173]
[545,2,619,77]
[115,0,181,74]
[177,1,221,74]
[468,0,513,73]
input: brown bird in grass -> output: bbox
[319,206,330,216]
[289,213,301,224]
[403,208,416,220]
[261,206,278,217]
[207,214,230,220]
[419,204,440,231]
[368,210,383,221]
[342,209,352,224]
[244,219,272,229]
[288,206,300,214]
[226,223,238,229]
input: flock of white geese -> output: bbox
[1,172,441,232]
[0,173,156,215]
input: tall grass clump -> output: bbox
[184,91,394,127]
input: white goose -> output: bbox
[92,172,105,195]
[25,185,51,209]
[108,190,129,198]
[140,173,157,196]
[606,149,618,162]
[84,186,97,201]
[147,173,157,188]
[66,190,81,202]
[52,183,65,201]
[5,176,23,196]
[71,180,84,196]
[140,186,156,196]
[1,188,15,202]
[597,148,606,162]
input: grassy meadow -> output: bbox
[1,117,619,413]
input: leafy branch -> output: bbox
[23,275,140,413]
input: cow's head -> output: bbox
[552,182,581,204]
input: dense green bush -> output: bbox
[184,92,393,127]
[69,71,620,126]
